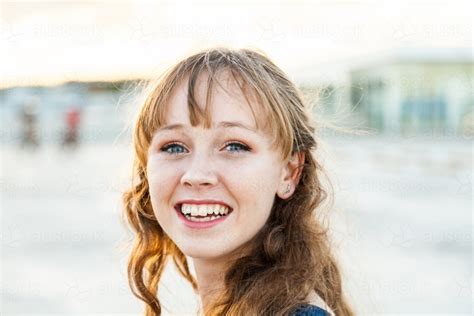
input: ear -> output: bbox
[277,151,305,199]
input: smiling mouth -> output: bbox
[174,203,233,220]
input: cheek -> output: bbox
[225,158,280,194]
[146,159,179,210]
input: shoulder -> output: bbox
[291,304,330,316]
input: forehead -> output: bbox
[163,71,265,131]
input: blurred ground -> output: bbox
[1,136,472,314]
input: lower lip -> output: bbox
[175,206,232,229]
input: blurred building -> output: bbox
[350,48,473,136]
[0,81,133,145]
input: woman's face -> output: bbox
[146,73,291,260]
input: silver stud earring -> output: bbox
[283,183,291,195]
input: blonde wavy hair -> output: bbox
[123,47,354,316]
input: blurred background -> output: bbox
[1,0,472,315]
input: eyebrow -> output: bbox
[155,121,258,134]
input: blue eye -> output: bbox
[161,142,187,155]
[160,141,251,156]
[224,142,251,153]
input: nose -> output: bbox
[180,154,218,188]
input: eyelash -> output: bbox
[160,141,251,156]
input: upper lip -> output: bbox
[175,199,233,210]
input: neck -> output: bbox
[193,257,228,311]
[191,241,253,312]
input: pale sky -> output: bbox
[1,0,472,88]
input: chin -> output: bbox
[180,244,236,260]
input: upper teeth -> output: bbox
[181,204,230,216]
